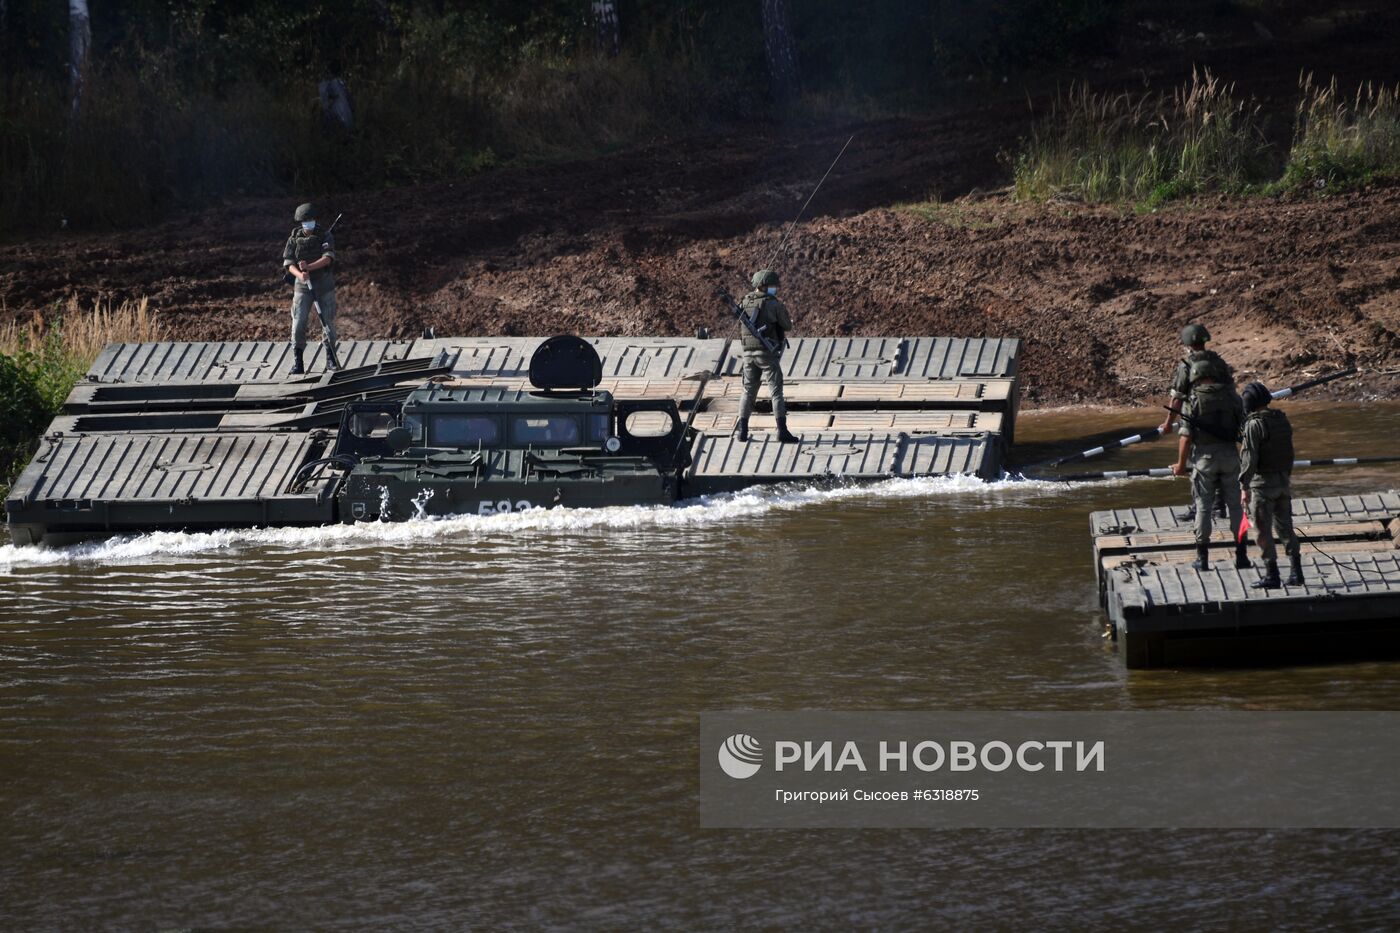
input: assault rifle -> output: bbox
[282,212,344,371]
[283,212,342,285]
[1163,405,1237,444]
[722,293,782,356]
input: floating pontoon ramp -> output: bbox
[1091,492,1400,668]
[5,334,1021,544]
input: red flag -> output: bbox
[1237,510,1251,544]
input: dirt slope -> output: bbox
[5,9,1400,405]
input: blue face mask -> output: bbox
[766,286,778,296]
[301,221,316,232]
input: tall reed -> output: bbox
[1282,75,1400,191]
[0,297,164,495]
[1014,69,1273,205]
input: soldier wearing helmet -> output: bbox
[1169,357,1248,572]
[735,269,799,443]
[1158,323,1234,435]
[282,202,339,374]
[1239,380,1303,589]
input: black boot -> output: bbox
[290,348,305,375]
[1285,554,1304,587]
[1191,545,1210,571]
[736,417,750,442]
[1252,560,1281,589]
[1234,542,1252,569]
[776,416,799,444]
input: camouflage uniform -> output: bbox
[736,287,793,422]
[1179,379,1245,548]
[1240,407,1299,565]
[283,212,338,355]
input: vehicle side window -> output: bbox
[430,415,500,447]
[401,412,424,443]
[512,416,581,446]
[350,410,396,438]
[588,414,610,442]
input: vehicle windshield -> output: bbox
[513,415,582,446]
[430,414,500,447]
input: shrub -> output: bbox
[0,298,164,496]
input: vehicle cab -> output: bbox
[330,336,696,521]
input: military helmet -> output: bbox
[1179,323,1211,346]
[294,202,317,222]
[1188,359,1219,384]
[1241,381,1271,412]
[752,269,780,289]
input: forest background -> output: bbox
[3,0,1139,232]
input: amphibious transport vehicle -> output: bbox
[5,332,1020,545]
[311,336,696,520]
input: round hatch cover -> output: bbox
[529,336,603,391]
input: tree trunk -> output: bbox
[592,0,620,57]
[68,0,90,115]
[760,0,799,107]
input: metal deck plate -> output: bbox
[425,337,725,380]
[7,432,327,506]
[688,411,1003,435]
[87,340,429,383]
[585,337,727,379]
[718,337,1021,380]
[899,337,1021,379]
[688,431,903,480]
[685,431,995,491]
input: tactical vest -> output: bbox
[739,291,784,352]
[1185,349,1232,386]
[1247,409,1294,473]
[1190,383,1241,445]
[288,228,335,288]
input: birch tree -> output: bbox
[760,0,799,106]
[68,0,90,114]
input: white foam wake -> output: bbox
[0,474,1066,572]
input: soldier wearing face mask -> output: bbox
[282,202,338,374]
[735,269,798,444]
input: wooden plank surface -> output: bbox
[1110,551,1400,616]
[1091,492,1400,538]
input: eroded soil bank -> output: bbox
[7,15,1400,406]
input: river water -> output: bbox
[4,403,1400,928]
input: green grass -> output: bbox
[1277,75,1400,193]
[0,299,163,498]
[1013,71,1400,209]
[1012,69,1273,208]
[894,197,1006,230]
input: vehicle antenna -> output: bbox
[762,134,854,272]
